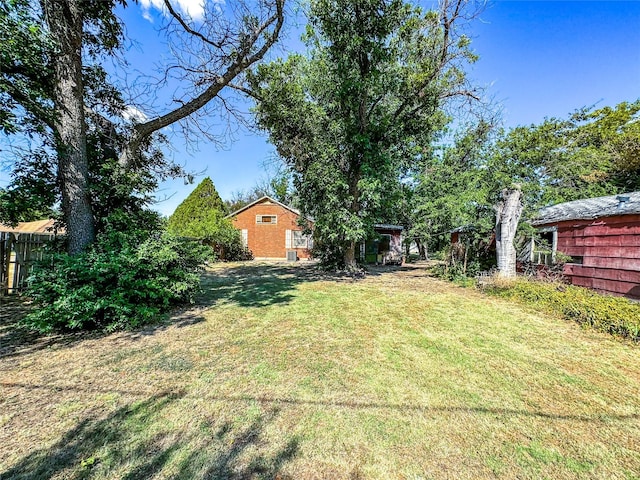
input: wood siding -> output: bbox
[545,214,640,298]
[1,231,55,295]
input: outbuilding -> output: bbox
[359,224,404,264]
[530,191,640,299]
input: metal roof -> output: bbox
[0,219,62,234]
[531,191,640,226]
[374,223,404,231]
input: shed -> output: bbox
[530,191,640,299]
[226,196,313,261]
[0,219,62,234]
[360,224,404,264]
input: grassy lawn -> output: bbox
[1,262,639,479]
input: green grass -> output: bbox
[1,262,639,479]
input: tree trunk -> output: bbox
[495,186,523,277]
[344,241,357,269]
[42,0,94,255]
[343,171,360,269]
[419,240,427,260]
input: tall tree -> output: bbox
[42,0,95,253]
[1,0,285,254]
[410,120,495,258]
[167,177,242,255]
[250,0,481,268]
[168,176,227,236]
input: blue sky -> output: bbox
[3,1,639,217]
[142,0,639,217]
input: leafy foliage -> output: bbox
[0,0,53,135]
[23,213,212,333]
[487,100,640,209]
[410,100,640,267]
[484,278,640,341]
[411,121,495,256]
[168,177,251,260]
[250,0,481,267]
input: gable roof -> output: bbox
[532,191,640,226]
[225,196,302,219]
[0,219,61,234]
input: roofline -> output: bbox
[225,195,302,219]
[531,191,640,225]
[373,224,404,231]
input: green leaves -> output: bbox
[23,224,212,333]
[168,177,249,260]
[490,99,640,209]
[252,0,481,266]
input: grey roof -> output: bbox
[374,223,404,231]
[532,191,640,226]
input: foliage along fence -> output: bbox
[0,231,55,295]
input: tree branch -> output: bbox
[162,0,226,49]
[119,0,285,169]
[229,82,263,101]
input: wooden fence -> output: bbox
[0,231,55,295]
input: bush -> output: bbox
[222,240,253,261]
[483,277,640,341]
[23,227,212,333]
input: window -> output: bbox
[256,215,277,224]
[378,234,391,253]
[292,230,310,248]
[532,227,557,265]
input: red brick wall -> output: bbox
[230,199,312,259]
[544,214,640,299]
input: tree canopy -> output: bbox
[406,99,640,270]
[250,0,482,267]
[1,0,285,254]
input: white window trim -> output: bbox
[256,215,277,224]
[292,230,309,248]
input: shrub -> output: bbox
[23,226,212,333]
[483,278,640,341]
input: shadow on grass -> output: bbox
[202,393,640,424]
[0,296,93,362]
[198,262,348,308]
[1,390,299,480]
[0,262,418,357]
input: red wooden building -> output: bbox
[226,196,313,260]
[530,192,640,299]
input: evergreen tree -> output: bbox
[168,178,246,259]
[168,177,227,235]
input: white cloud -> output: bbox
[140,0,207,23]
[123,106,148,123]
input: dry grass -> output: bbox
[1,262,639,479]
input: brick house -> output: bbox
[226,196,313,260]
